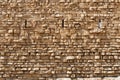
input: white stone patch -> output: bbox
[103,77,116,80]
[8,29,13,33]
[0,56,4,59]
[66,56,75,60]
[95,56,100,59]
[55,77,120,80]
[33,68,39,71]
[115,76,120,80]
[116,39,120,42]
[55,13,63,17]
[84,78,101,80]
[59,0,66,2]
[56,78,71,80]
[16,14,23,17]
[92,0,96,2]
[77,78,84,80]
[7,62,13,65]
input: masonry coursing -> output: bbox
[0,0,120,80]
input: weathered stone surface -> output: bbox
[0,0,120,80]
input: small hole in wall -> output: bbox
[25,20,27,28]
[98,19,102,29]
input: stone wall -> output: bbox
[0,0,120,80]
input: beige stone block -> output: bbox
[116,39,120,42]
[59,0,66,2]
[95,56,100,59]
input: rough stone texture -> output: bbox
[0,0,120,80]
